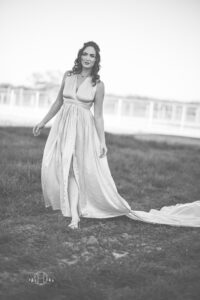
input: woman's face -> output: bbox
[81,46,96,70]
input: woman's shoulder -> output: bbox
[94,79,105,99]
[64,70,74,77]
[61,70,75,84]
[96,79,105,91]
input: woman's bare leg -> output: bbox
[68,156,80,228]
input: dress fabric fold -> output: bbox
[41,73,200,227]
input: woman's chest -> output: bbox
[63,75,97,102]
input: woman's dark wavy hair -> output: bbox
[68,41,101,86]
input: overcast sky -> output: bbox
[1,0,200,101]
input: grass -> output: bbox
[0,126,200,300]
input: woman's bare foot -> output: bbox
[68,217,80,229]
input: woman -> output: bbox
[33,41,200,229]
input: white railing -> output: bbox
[0,87,200,138]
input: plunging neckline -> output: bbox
[75,74,91,94]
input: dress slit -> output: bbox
[68,153,81,216]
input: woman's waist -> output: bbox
[63,96,93,110]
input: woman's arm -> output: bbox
[93,81,107,158]
[33,71,68,136]
[40,71,67,126]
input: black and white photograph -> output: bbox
[0,0,200,299]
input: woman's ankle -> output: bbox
[71,214,80,221]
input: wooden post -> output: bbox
[10,89,16,106]
[148,101,154,126]
[35,91,40,108]
[116,98,122,120]
[19,88,24,106]
[180,104,186,129]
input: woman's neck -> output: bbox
[80,68,92,77]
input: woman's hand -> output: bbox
[32,122,45,136]
[99,142,108,158]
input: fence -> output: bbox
[0,87,200,138]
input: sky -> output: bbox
[0,0,200,101]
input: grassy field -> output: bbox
[0,127,200,300]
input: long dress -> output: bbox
[41,73,200,227]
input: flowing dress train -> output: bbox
[41,73,200,227]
